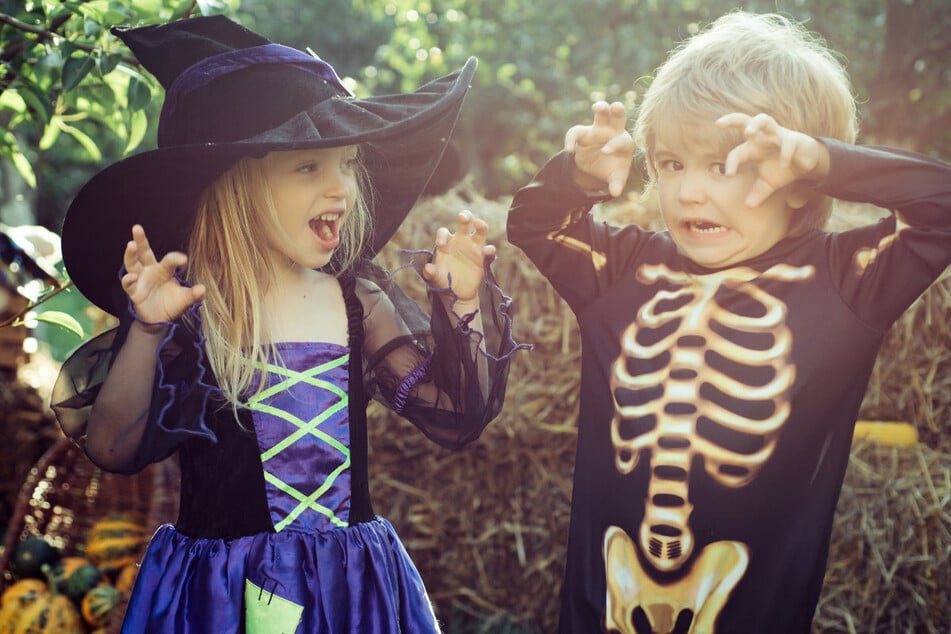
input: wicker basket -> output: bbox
[0,436,180,631]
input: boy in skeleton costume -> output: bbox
[507,11,951,634]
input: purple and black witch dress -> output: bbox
[52,263,526,633]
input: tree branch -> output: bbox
[0,11,139,99]
[0,281,74,329]
[0,12,138,64]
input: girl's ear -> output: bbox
[785,184,811,210]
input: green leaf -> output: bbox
[197,0,233,16]
[60,122,103,162]
[62,55,97,91]
[16,80,54,125]
[57,39,77,60]
[124,108,148,154]
[38,116,62,150]
[98,51,121,75]
[84,16,103,38]
[12,152,37,189]
[126,77,151,112]
[75,0,108,22]
[2,129,36,187]
[34,311,84,338]
[0,88,27,112]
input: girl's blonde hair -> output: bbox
[186,150,372,409]
[633,11,858,233]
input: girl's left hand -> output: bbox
[424,210,496,307]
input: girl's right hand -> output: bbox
[121,224,205,324]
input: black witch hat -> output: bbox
[61,15,477,316]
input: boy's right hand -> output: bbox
[121,224,205,324]
[565,101,635,197]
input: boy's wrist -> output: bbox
[570,163,610,194]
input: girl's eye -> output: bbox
[657,159,682,172]
[342,157,358,170]
[712,162,727,175]
[297,162,318,174]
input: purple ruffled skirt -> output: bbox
[120,518,440,633]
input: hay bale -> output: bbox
[815,442,951,633]
[370,187,950,633]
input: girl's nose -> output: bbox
[325,168,353,199]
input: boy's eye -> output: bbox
[711,162,727,175]
[657,159,682,172]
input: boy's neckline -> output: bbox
[676,227,820,275]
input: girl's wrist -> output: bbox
[130,318,171,336]
[452,297,479,314]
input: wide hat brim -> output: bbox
[62,57,476,316]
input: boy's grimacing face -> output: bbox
[652,119,796,269]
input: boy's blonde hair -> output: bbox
[633,11,858,233]
[186,151,372,408]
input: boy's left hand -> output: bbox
[423,210,495,308]
[717,112,830,207]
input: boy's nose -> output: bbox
[677,172,707,204]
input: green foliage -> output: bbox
[0,0,237,354]
[241,0,949,196]
[0,0,240,226]
[3,0,948,206]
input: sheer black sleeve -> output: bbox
[354,256,528,449]
[50,302,219,474]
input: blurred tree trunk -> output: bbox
[866,0,951,152]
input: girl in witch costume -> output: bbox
[51,16,525,633]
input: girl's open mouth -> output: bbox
[310,213,342,246]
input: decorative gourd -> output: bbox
[0,578,46,607]
[43,556,93,595]
[0,592,34,634]
[84,513,148,573]
[10,536,61,580]
[62,564,103,604]
[0,591,83,634]
[0,585,45,633]
[114,563,139,594]
[80,584,123,629]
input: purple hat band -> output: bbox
[157,43,352,146]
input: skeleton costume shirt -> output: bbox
[507,139,951,634]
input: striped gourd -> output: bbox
[83,513,148,573]
[80,584,123,629]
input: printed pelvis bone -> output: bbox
[610,263,810,573]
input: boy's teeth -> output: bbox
[690,221,724,233]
